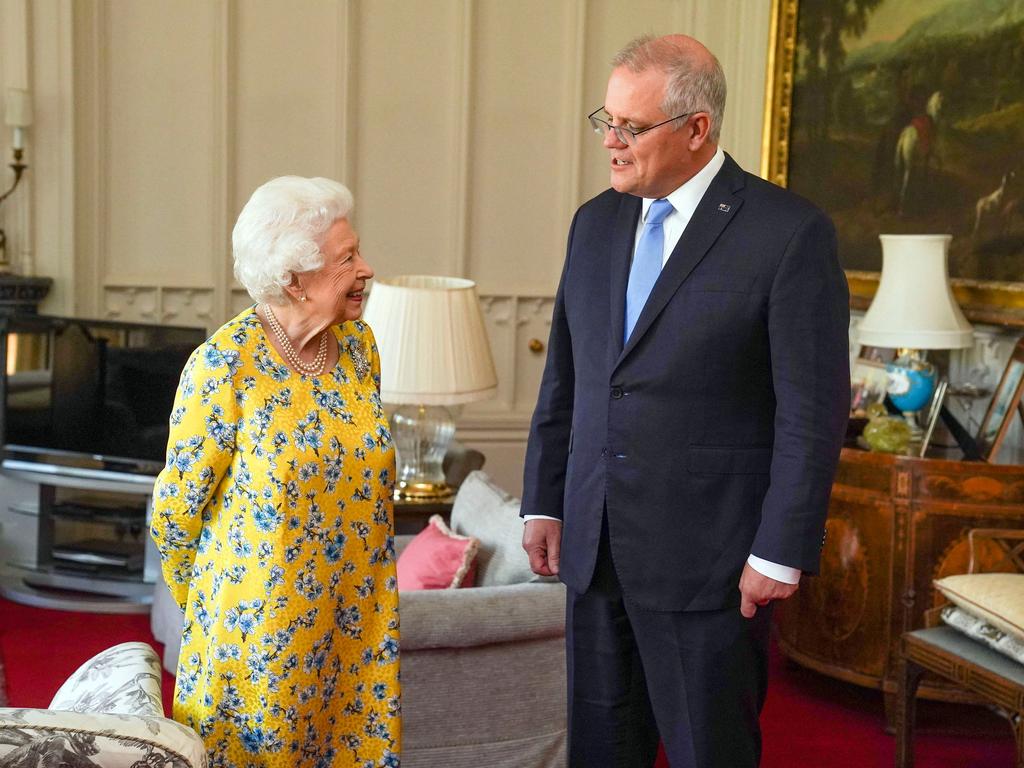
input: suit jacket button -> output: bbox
[610,386,623,399]
[601,448,608,458]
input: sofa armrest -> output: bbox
[48,642,164,717]
[399,581,565,651]
[0,708,206,768]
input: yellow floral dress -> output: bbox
[150,307,400,768]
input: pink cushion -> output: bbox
[397,514,479,590]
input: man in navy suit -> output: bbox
[521,34,849,767]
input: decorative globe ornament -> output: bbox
[886,353,937,412]
[885,350,937,436]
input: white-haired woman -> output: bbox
[151,176,399,768]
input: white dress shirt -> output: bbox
[525,147,800,586]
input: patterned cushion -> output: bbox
[397,514,479,589]
[940,604,1024,665]
[450,471,554,587]
[49,642,163,716]
[0,708,207,768]
[934,573,1024,645]
[0,641,206,768]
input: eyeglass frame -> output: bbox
[587,106,695,145]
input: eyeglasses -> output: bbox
[587,106,693,146]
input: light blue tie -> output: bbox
[624,198,674,344]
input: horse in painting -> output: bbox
[895,90,943,215]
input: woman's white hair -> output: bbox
[232,175,354,305]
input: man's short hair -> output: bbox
[612,34,727,143]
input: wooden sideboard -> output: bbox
[775,447,1024,712]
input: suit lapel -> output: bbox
[615,155,747,367]
[608,195,642,363]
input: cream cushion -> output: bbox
[450,470,554,587]
[934,573,1024,644]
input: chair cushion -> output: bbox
[49,642,163,716]
[940,604,1024,665]
[934,573,1024,644]
[450,471,554,587]
[397,514,478,590]
[0,709,207,768]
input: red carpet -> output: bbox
[0,596,174,715]
[0,597,1015,766]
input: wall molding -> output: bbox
[213,0,232,325]
[97,1,112,315]
[448,0,472,278]
[335,0,356,193]
[561,0,586,230]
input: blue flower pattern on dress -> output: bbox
[151,308,399,767]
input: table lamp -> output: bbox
[362,275,497,500]
[856,234,973,436]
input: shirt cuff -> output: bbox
[747,554,801,585]
[522,514,560,522]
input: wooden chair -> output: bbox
[895,528,1024,767]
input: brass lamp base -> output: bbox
[394,480,454,502]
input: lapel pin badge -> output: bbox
[717,203,731,212]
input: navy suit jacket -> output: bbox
[521,153,850,612]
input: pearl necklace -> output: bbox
[262,304,328,376]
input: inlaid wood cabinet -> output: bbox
[776,447,1024,708]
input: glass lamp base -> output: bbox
[394,480,454,502]
[391,404,456,502]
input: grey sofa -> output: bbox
[151,471,567,768]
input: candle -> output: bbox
[5,89,33,128]
[12,127,24,151]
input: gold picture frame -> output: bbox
[761,0,1024,327]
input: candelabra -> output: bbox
[1,88,32,272]
[0,148,28,270]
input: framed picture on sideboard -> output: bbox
[976,338,1024,461]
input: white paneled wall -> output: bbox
[14,0,774,494]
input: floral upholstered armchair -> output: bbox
[0,641,206,768]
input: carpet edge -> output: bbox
[0,645,7,706]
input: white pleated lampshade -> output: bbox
[857,234,973,349]
[362,275,498,406]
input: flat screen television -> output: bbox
[0,314,207,475]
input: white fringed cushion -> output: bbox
[450,471,553,587]
[940,604,1024,665]
[934,573,1024,644]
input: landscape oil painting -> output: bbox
[766,0,1024,301]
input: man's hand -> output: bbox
[522,519,562,577]
[738,562,798,618]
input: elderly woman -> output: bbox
[150,176,399,768]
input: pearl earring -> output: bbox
[300,294,308,303]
